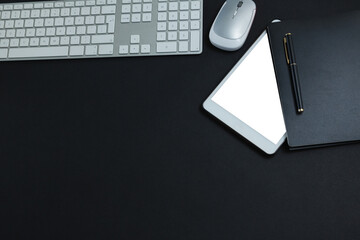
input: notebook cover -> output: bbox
[267,11,360,149]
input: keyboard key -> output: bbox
[119,45,129,54]
[10,39,20,47]
[191,21,200,30]
[131,14,141,22]
[157,32,166,41]
[141,44,150,53]
[130,44,139,54]
[9,46,69,58]
[98,44,113,55]
[0,49,8,59]
[143,4,152,12]
[169,2,178,11]
[180,2,189,10]
[91,34,114,43]
[130,35,140,44]
[69,45,84,55]
[85,45,98,55]
[191,11,200,20]
[40,37,50,46]
[179,41,188,52]
[102,6,116,14]
[157,42,177,53]
[157,22,166,31]
[121,14,130,23]
[191,1,201,10]
[142,13,152,22]
[190,31,200,52]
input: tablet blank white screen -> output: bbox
[211,34,286,144]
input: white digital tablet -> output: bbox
[203,31,287,154]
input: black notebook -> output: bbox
[267,11,360,149]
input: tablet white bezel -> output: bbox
[203,31,286,154]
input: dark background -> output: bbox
[1,0,360,239]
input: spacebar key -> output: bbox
[9,47,69,58]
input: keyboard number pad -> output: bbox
[155,0,201,53]
[120,0,153,23]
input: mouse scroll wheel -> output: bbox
[232,1,243,18]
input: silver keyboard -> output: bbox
[0,0,203,61]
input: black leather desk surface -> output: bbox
[1,0,360,239]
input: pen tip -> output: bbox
[298,108,304,113]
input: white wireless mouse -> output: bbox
[209,0,256,51]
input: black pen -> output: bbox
[284,33,304,113]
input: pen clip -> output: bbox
[283,37,290,65]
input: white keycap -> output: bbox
[191,11,200,20]
[81,7,91,15]
[56,27,66,35]
[157,22,166,31]
[85,45,98,55]
[169,12,178,21]
[106,15,115,33]
[180,21,189,30]
[97,25,107,33]
[10,39,20,47]
[0,49,8,59]
[191,21,200,30]
[36,28,46,36]
[96,15,105,24]
[60,36,70,45]
[119,45,129,54]
[157,32,166,41]
[158,3,167,11]
[131,14,141,22]
[9,46,69,58]
[40,37,49,46]
[180,2,189,10]
[50,37,60,45]
[191,1,201,10]
[85,16,95,24]
[158,12,167,21]
[91,34,114,43]
[168,32,177,41]
[141,44,150,53]
[179,31,188,40]
[21,10,30,18]
[179,41,188,52]
[130,45,139,54]
[98,44,113,55]
[55,18,64,26]
[190,31,200,52]
[169,2,178,11]
[142,13,152,22]
[168,22,178,31]
[91,6,101,14]
[122,5,131,13]
[131,35,140,44]
[70,36,80,44]
[70,45,84,55]
[86,0,96,6]
[102,6,116,14]
[143,4,152,12]
[19,38,29,46]
[81,35,91,44]
[16,29,25,37]
[180,11,189,20]
[157,42,177,53]
[132,4,142,13]
[121,14,130,23]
